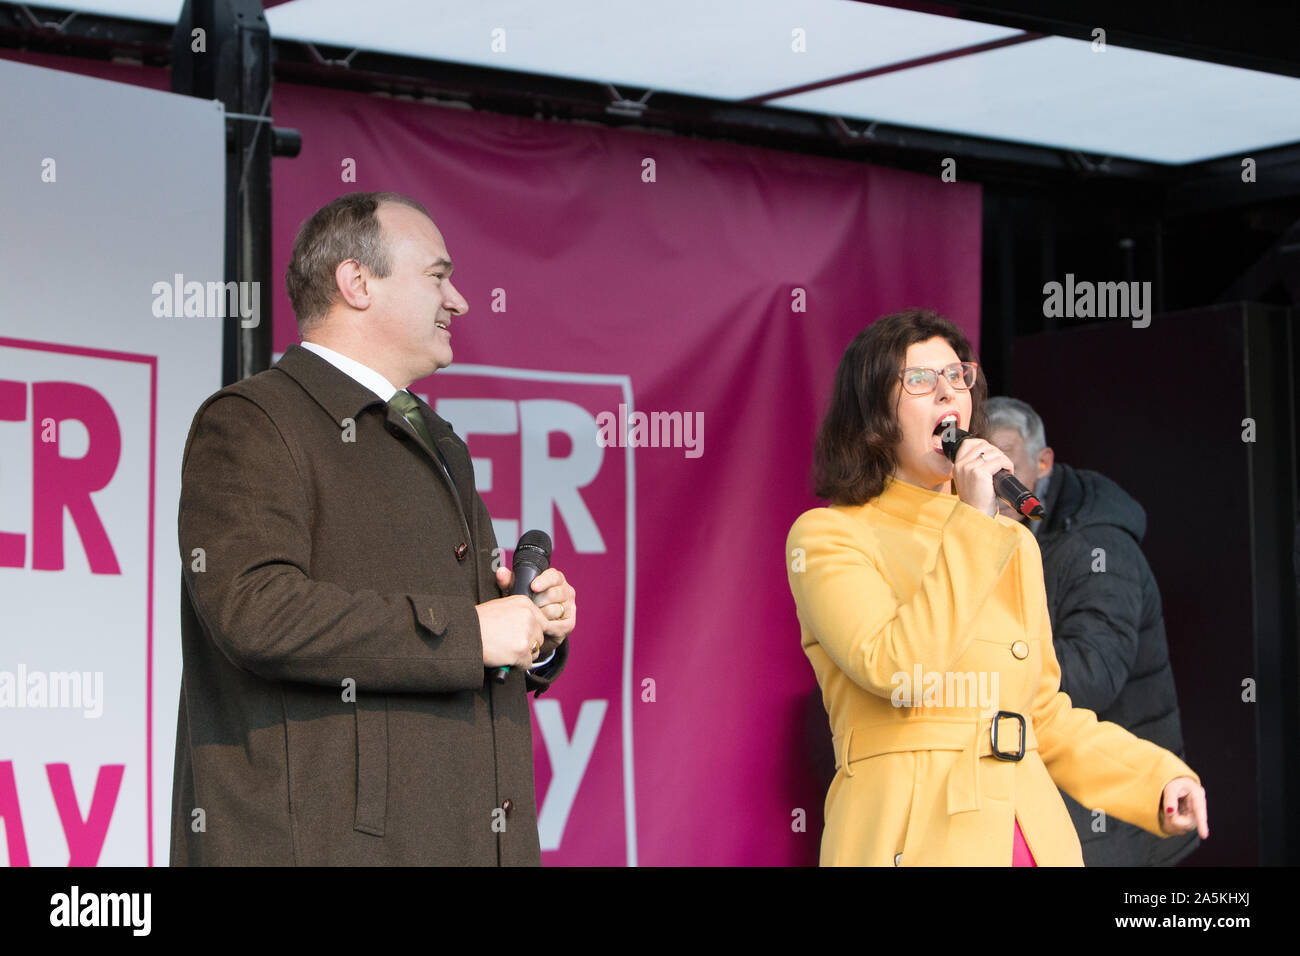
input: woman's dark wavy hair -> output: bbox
[812,309,988,505]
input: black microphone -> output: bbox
[493,529,553,683]
[940,425,1045,521]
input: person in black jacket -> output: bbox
[985,396,1199,866]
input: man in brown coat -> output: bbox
[171,191,576,865]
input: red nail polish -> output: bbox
[1165,807,1173,814]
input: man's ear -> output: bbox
[335,258,371,310]
[1038,445,1055,480]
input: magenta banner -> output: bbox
[3,51,981,865]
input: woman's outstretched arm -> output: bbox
[1027,534,1203,837]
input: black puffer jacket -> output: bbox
[1036,462,1199,866]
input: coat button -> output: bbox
[501,798,514,817]
[893,852,902,866]
[1011,640,1029,659]
[455,542,468,562]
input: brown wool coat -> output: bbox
[170,344,566,866]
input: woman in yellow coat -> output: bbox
[786,309,1209,866]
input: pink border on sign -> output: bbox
[0,335,158,867]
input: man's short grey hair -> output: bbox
[285,190,433,332]
[985,396,1047,459]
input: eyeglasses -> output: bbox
[898,362,978,395]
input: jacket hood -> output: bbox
[1041,461,1147,543]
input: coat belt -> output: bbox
[832,716,1039,815]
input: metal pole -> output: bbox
[171,0,299,383]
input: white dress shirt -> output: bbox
[300,340,401,401]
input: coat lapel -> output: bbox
[275,344,473,541]
[418,405,475,511]
[380,400,474,545]
[403,401,476,542]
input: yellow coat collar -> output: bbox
[872,474,960,530]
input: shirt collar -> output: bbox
[300,340,402,402]
[271,344,389,429]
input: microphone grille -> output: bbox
[514,529,553,567]
[940,425,969,463]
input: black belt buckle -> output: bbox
[990,711,1025,761]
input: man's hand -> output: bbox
[1159,777,1209,839]
[475,593,548,669]
[493,566,577,645]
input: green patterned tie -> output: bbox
[388,390,436,451]
[388,390,472,545]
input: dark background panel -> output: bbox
[1012,304,1299,865]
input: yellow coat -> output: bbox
[786,475,1198,866]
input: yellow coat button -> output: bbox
[1011,640,1029,659]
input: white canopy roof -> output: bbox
[60,0,1300,165]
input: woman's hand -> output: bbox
[1159,777,1209,839]
[951,437,1016,518]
